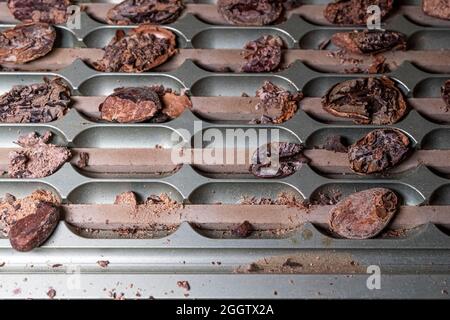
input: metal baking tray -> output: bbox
[0,0,449,299]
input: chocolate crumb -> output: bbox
[47,288,56,299]
[232,220,254,238]
[177,281,190,291]
[97,260,110,268]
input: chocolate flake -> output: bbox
[47,288,57,299]
[324,0,394,25]
[8,131,71,178]
[348,128,411,174]
[177,281,190,291]
[0,23,56,64]
[241,35,283,73]
[7,0,70,24]
[92,24,177,73]
[107,0,184,25]
[218,0,283,26]
[329,188,398,239]
[322,77,408,125]
[0,78,71,123]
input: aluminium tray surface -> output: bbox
[0,0,450,299]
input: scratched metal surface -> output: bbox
[0,1,449,299]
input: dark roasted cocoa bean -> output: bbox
[92,24,177,73]
[322,77,407,125]
[9,202,60,252]
[0,78,71,123]
[0,23,55,64]
[107,0,184,25]
[331,30,406,54]
[329,188,398,239]
[241,35,283,73]
[422,0,450,20]
[250,142,309,178]
[218,0,283,26]
[348,128,410,174]
[324,0,393,25]
[7,0,70,24]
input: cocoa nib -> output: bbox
[9,202,60,252]
[250,142,309,178]
[0,78,71,123]
[324,0,393,25]
[321,135,348,153]
[114,191,139,207]
[8,131,71,178]
[232,220,253,238]
[92,25,177,73]
[0,189,60,236]
[7,0,71,24]
[442,80,450,111]
[322,77,407,125]
[422,0,450,20]
[253,81,301,124]
[348,128,410,174]
[107,0,184,25]
[217,0,283,26]
[331,30,406,55]
[241,35,283,73]
[0,23,55,64]
[100,85,191,123]
[329,188,398,239]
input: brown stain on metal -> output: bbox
[235,251,365,274]
[301,229,313,240]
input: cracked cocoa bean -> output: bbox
[348,128,410,174]
[92,24,176,72]
[324,0,394,25]
[241,35,283,73]
[250,142,309,178]
[7,0,70,24]
[0,77,71,123]
[329,188,398,239]
[107,0,184,25]
[0,22,55,64]
[331,30,406,54]
[322,77,407,125]
[218,0,283,26]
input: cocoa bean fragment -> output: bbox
[218,0,283,26]
[7,0,70,24]
[92,25,176,73]
[107,0,184,25]
[0,78,71,123]
[250,142,309,178]
[331,30,406,55]
[9,202,60,252]
[241,35,283,73]
[322,77,407,125]
[422,0,450,20]
[329,188,398,239]
[324,0,393,25]
[0,23,55,64]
